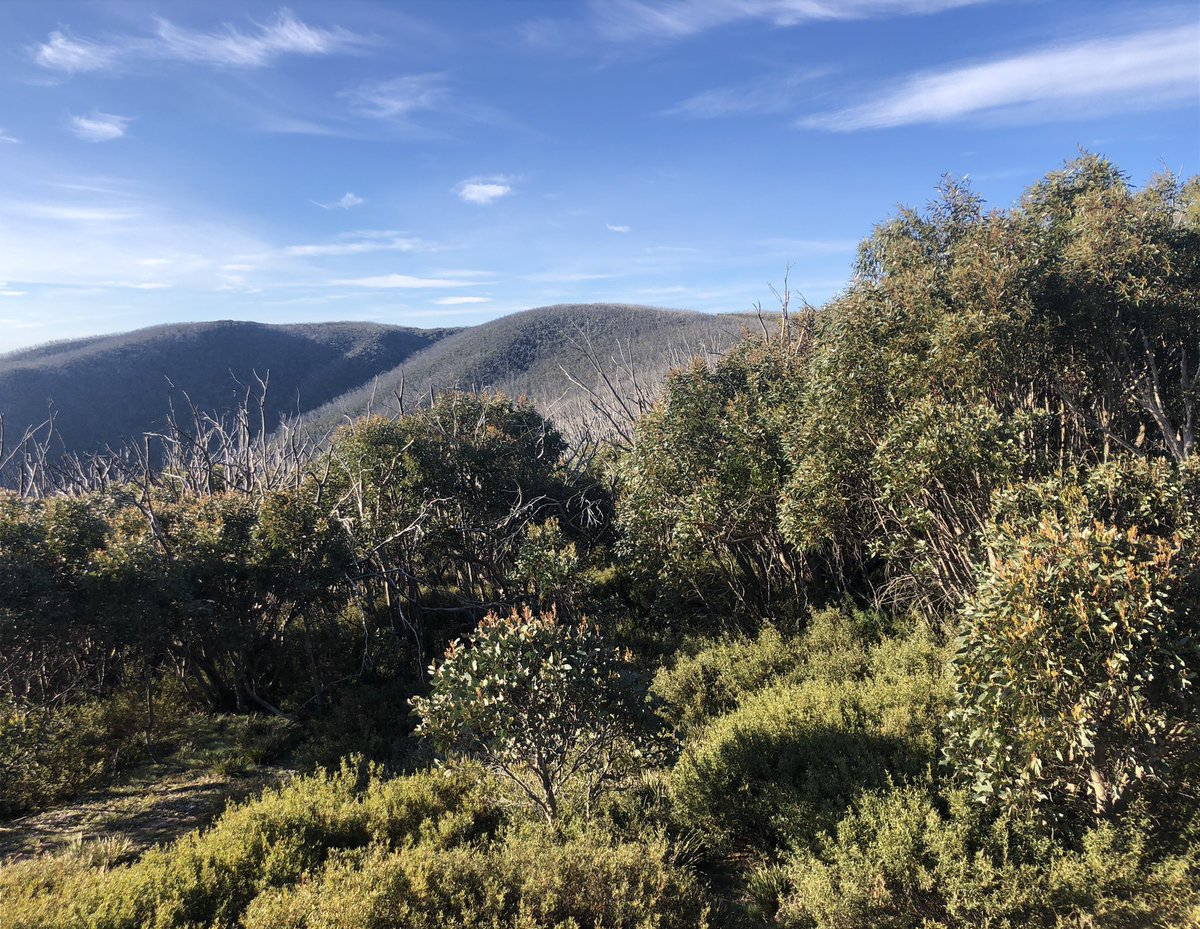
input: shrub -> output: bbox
[616,340,807,622]
[946,458,1200,824]
[771,787,1200,928]
[509,518,586,611]
[242,826,710,929]
[652,608,892,739]
[0,687,175,817]
[0,762,499,929]
[413,607,663,821]
[652,623,807,738]
[669,621,946,856]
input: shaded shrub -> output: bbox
[0,685,190,816]
[668,621,946,856]
[652,624,807,738]
[652,607,887,739]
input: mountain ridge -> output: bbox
[0,304,754,457]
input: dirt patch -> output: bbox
[0,763,292,863]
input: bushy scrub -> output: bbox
[0,761,498,929]
[769,787,1200,928]
[652,623,808,738]
[616,340,807,623]
[242,826,709,929]
[508,518,587,611]
[0,764,710,929]
[652,608,890,739]
[669,622,947,855]
[0,686,185,816]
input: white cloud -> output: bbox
[105,281,171,290]
[16,203,140,222]
[638,285,688,295]
[0,130,19,144]
[593,0,989,41]
[34,9,362,73]
[35,30,120,72]
[331,274,479,289]
[606,224,632,233]
[69,112,131,142]
[344,74,449,120]
[0,187,272,293]
[153,9,359,67]
[312,192,364,210]
[284,234,422,257]
[804,23,1200,130]
[456,177,514,205]
[665,67,828,118]
[0,283,27,297]
[434,296,492,305]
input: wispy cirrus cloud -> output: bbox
[104,281,171,290]
[606,224,632,233]
[0,185,270,295]
[331,273,484,289]
[592,0,989,41]
[69,112,131,142]
[154,10,360,66]
[33,9,362,74]
[343,74,449,121]
[0,130,19,144]
[15,202,140,223]
[35,30,121,72]
[803,22,1200,130]
[665,67,828,118]
[312,192,364,210]
[525,270,618,283]
[285,232,424,257]
[434,295,492,305]
[455,177,514,205]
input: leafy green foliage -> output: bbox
[780,157,1200,612]
[413,607,662,821]
[946,457,1200,823]
[617,338,807,622]
[509,518,586,610]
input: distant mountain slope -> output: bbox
[0,320,454,456]
[306,304,754,438]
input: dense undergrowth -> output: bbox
[2,155,1199,927]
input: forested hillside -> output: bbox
[306,303,750,440]
[0,305,747,464]
[2,156,1198,928]
[0,321,453,457]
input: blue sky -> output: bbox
[0,0,1197,353]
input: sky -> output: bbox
[0,0,1197,353]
